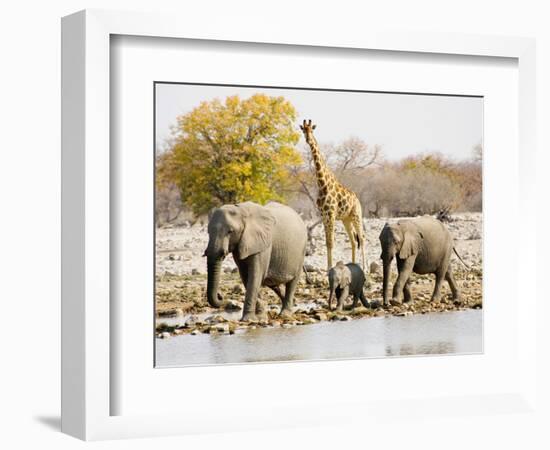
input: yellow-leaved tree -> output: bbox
[157,94,302,215]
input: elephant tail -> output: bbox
[453,247,470,269]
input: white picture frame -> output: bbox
[61,9,537,441]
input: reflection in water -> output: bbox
[385,342,455,357]
[156,310,482,367]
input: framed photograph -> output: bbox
[61,9,537,440]
[153,82,484,368]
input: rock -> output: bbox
[368,300,382,309]
[191,268,200,275]
[223,267,232,274]
[211,323,230,334]
[160,332,171,339]
[168,254,175,261]
[303,317,317,325]
[314,312,328,321]
[231,268,239,274]
[175,308,184,317]
[205,314,226,324]
[396,311,413,317]
[304,264,319,273]
[369,261,381,274]
[331,314,350,321]
[184,315,200,327]
[190,329,201,335]
[282,323,293,329]
[224,300,243,311]
[302,288,311,295]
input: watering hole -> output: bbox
[155,309,482,367]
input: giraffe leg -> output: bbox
[323,215,335,271]
[343,219,356,264]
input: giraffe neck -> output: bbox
[306,134,333,189]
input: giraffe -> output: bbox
[300,119,366,271]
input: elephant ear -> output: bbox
[333,261,350,287]
[399,228,422,259]
[342,266,352,287]
[380,223,400,259]
[237,202,276,260]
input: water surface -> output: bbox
[155,309,482,367]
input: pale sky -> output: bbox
[155,83,482,161]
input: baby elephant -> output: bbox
[379,216,463,306]
[328,261,371,311]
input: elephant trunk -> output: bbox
[206,257,224,308]
[328,286,335,311]
[382,257,392,306]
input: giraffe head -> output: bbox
[299,119,317,143]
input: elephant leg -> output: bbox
[336,286,349,312]
[403,279,413,303]
[382,258,392,307]
[236,260,248,286]
[351,214,366,269]
[279,276,299,319]
[430,270,446,303]
[358,290,371,308]
[343,219,356,264]
[269,284,285,302]
[445,270,461,302]
[323,215,335,271]
[241,255,263,322]
[359,289,379,308]
[352,291,369,309]
[392,257,414,305]
[255,294,268,321]
[333,286,341,311]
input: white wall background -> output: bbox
[0,1,547,448]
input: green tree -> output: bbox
[157,94,301,215]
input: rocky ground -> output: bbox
[155,213,483,338]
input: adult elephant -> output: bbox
[205,201,307,322]
[379,216,464,306]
